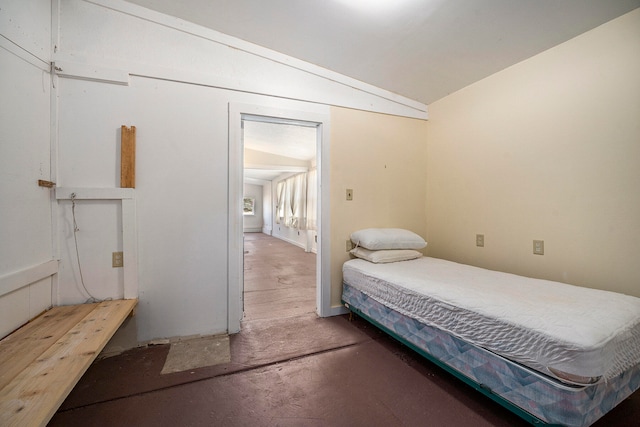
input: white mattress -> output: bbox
[343,257,640,383]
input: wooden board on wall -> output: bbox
[121,125,136,188]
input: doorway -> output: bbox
[227,103,332,334]
[242,119,318,321]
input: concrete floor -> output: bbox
[51,234,639,426]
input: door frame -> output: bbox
[228,103,331,333]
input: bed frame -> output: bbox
[342,283,640,427]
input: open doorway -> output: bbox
[242,119,318,321]
[227,103,333,334]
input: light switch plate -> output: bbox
[476,234,484,247]
[533,240,544,255]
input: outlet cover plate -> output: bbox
[533,240,544,255]
[112,251,124,267]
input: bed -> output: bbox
[341,229,640,427]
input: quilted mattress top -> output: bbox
[343,257,640,383]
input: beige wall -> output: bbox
[330,107,428,307]
[426,9,640,297]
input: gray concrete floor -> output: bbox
[51,234,639,426]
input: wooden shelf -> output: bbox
[0,299,137,427]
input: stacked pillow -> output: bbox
[350,228,426,264]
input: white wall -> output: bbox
[262,183,272,235]
[47,0,424,349]
[242,183,263,232]
[0,0,54,338]
[271,222,312,251]
[55,73,328,345]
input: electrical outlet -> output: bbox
[112,252,124,267]
[346,189,353,201]
[476,234,484,247]
[533,240,544,255]
[346,239,353,252]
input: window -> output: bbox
[243,197,255,215]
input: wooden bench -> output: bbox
[0,299,137,427]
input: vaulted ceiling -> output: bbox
[124,1,639,181]
[127,0,639,105]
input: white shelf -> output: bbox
[55,187,138,299]
[55,187,134,200]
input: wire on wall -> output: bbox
[70,193,102,303]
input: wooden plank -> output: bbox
[0,304,95,391]
[37,180,56,188]
[0,299,137,427]
[120,125,136,188]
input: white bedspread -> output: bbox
[343,257,640,382]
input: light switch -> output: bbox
[346,189,353,201]
[476,234,484,247]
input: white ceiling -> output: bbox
[244,121,316,161]
[126,0,639,182]
[127,0,639,105]
[243,120,316,182]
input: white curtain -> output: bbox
[275,181,285,224]
[276,172,315,230]
[305,169,317,231]
[283,174,303,228]
[283,176,294,227]
[291,173,307,229]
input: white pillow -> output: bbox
[350,247,423,264]
[350,228,427,250]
